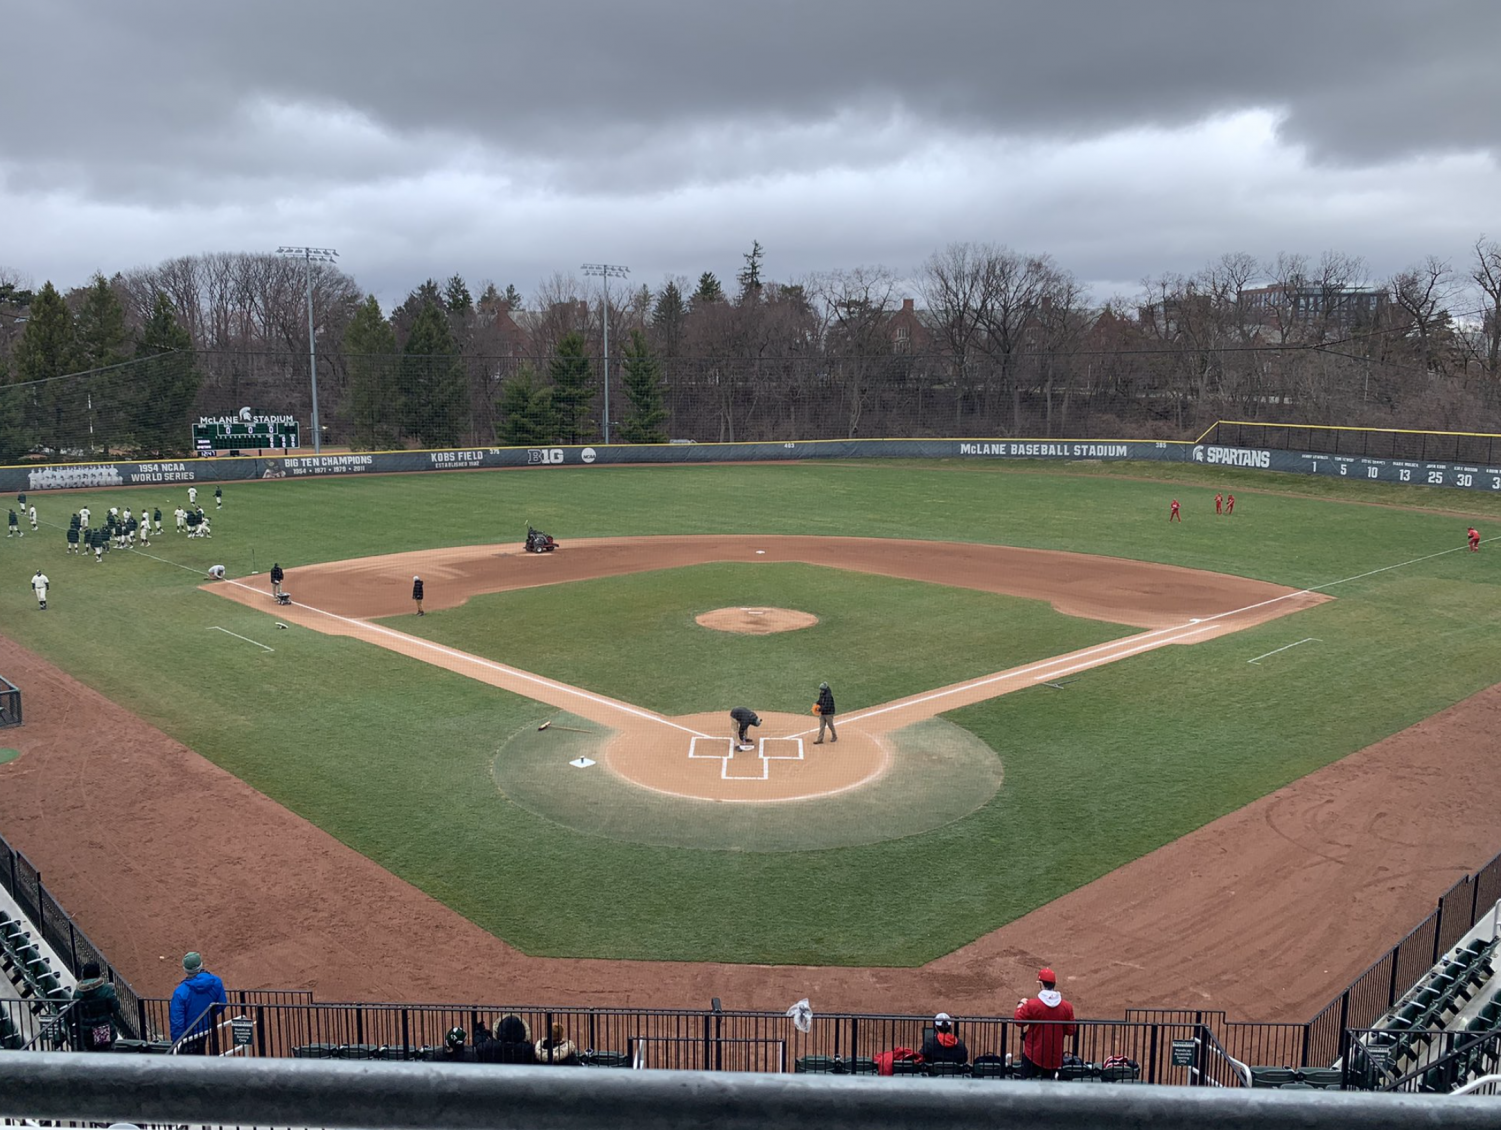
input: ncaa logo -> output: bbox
[581,448,597,464]
[1192,446,1205,462]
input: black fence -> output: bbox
[0,826,146,1039]
[1302,850,1501,1068]
[1203,421,1501,465]
[0,674,18,727]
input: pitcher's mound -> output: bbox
[696,607,818,634]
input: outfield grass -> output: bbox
[384,562,1134,716]
[0,460,1498,964]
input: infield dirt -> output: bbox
[2,536,1490,1021]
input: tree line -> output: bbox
[3,237,1501,457]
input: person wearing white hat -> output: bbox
[921,1012,969,1065]
[412,575,425,616]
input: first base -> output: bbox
[569,757,596,768]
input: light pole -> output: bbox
[581,263,629,444]
[277,246,339,454]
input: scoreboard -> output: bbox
[193,412,300,455]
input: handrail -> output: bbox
[11,1052,1501,1130]
[1453,1074,1501,1096]
[1196,1025,1251,1087]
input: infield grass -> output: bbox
[1,460,1500,964]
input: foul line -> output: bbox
[207,626,274,653]
[1248,638,1319,665]
[218,577,714,740]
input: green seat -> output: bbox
[336,1044,382,1059]
[970,1057,1010,1079]
[925,1062,971,1078]
[1250,1066,1298,1088]
[848,1057,880,1075]
[1100,1064,1142,1083]
[795,1055,845,1074]
[1279,1081,1318,1090]
[580,1050,631,1068]
[889,1059,923,1076]
[1297,1067,1344,1088]
[293,1043,339,1058]
[1055,1063,1091,1081]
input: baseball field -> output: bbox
[2,457,1501,1017]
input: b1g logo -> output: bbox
[527,448,565,465]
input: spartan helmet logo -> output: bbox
[238,406,254,423]
[1192,446,1205,462]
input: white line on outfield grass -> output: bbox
[1247,638,1319,665]
[216,577,715,741]
[207,626,274,652]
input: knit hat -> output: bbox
[819,682,829,690]
[183,952,203,973]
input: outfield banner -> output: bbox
[4,437,1501,494]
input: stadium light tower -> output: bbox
[277,246,339,454]
[581,263,630,444]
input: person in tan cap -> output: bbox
[1014,967,1076,1079]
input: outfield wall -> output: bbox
[5,437,1501,494]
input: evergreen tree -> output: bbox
[444,274,473,314]
[617,330,668,444]
[693,272,724,308]
[496,364,557,446]
[651,280,687,357]
[12,282,80,454]
[131,292,202,457]
[344,295,401,450]
[737,240,765,299]
[73,274,128,370]
[503,284,525,311]
[401,299,468,448]
[548,331,595,443]
[478,281,501,306]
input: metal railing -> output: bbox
[9,1053,1501,1130]
[1201,421,1501,464]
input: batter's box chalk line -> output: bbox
[687,735,804,780]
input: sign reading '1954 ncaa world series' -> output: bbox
[6,436,1501,495]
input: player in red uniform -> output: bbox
[1469,527,1481,552]
[1169,499,1181,522]
[1225,493,1236,515]
[1214,492,1223,515]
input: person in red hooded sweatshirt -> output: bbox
[920,1012,969,1065]
[1014,967,1076,1079]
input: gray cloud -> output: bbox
[2,0,1499,304]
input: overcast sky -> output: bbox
[3,0,1500,310]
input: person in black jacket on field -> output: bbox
[814,681,837,744]
[412,575,425,616]
[270,562,285,597]
[729,707,761,751]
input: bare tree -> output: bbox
[1472,237,1501,383]
[1389,256,1457,374]
[815,267,898,437]
[917,243,991,433]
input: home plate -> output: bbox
[569,757,596,769]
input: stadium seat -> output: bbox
[1249,1066,1298,1088]
[580,1050,631,1068]
[1055,1062,1092,1082]
[1279,1081,1318,1090]
[970,1056,1010,1079]
[889,1059,923,1076]
[795,1055,845,1074]
[1296,1067,1344,1089]
[924,1062,971,1078]
[1100,1063,1143,1083]
[848,1057,881,1075]
[292,1043,339,1058]
[336,1044,383,1059]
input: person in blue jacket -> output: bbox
[170,951,228,1053]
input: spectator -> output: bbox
[441,1026,477,1063]
[534,1022,580,1065]
[70,961,121,1052]
[1014,967,1076,1079]
[412,575,425,616]
[921,1012,969,1065]
[169,952,228,1053]
[485,1014,536,1064]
